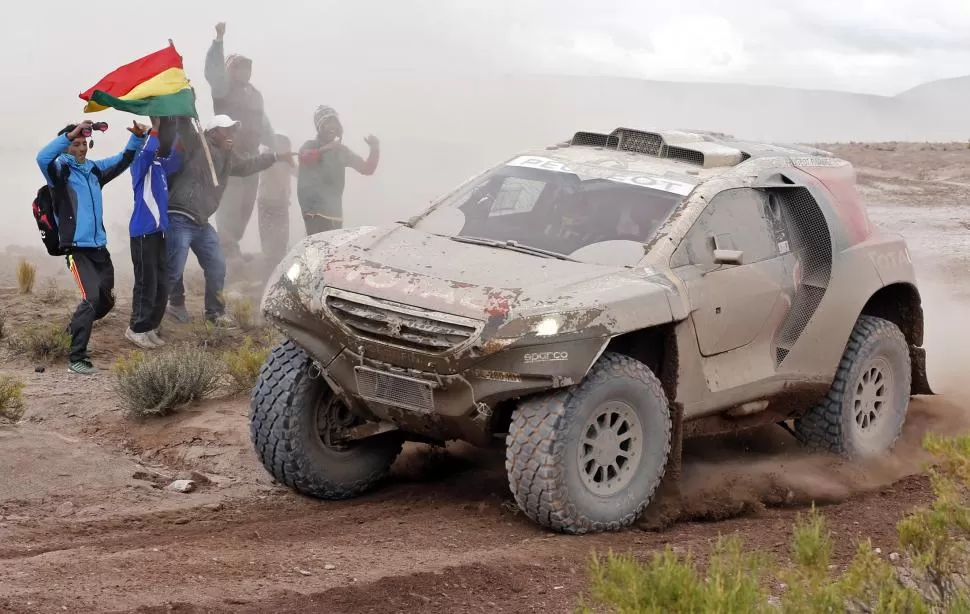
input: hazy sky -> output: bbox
[3,0,969,250]
[7,0,970,98]
[4,0,967,137]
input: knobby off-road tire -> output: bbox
[795,315,911,459]
[505,352,672,534]
[249,339,403,500]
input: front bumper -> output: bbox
[321,347,565,445]
[262,269,610,444]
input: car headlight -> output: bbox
[286,261,302,283]
[532,316,562,337]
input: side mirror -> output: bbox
[714,249,744,265]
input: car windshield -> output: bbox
[412,156,692,267]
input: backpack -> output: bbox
[32,161,102,256]
[32,184,64,256]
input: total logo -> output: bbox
[524,351,569,364]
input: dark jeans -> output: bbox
[66,247,115,362]
[166,214,226,319]
[129,231,169,333]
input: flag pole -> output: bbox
[170,41,219,188]
[193,116,220,188]
[188,86,220,188]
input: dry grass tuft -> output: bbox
[16,259,36,294]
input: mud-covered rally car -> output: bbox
[250,126,933,534]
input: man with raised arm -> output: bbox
[204,21,276,263]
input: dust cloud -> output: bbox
[663,276,970,525]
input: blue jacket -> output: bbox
[130,132,182,237]
[36,133,145,249]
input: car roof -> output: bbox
[508,127,847,192]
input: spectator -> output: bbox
[165,115,293,326]
[297,105,379,236]
[256,133,297,268]
[205,21,275,262]
[36,119,148,375]
[126,116,180,349]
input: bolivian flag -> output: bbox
[79,43,198,117]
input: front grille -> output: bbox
[355,366,435,413]
[325,289,482,354]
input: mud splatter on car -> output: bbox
[252,126,931,534]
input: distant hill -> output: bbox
[897,75,970,102]
[5,70,970,248]
[339,72,970,148]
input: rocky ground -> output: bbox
[0,141,968,613]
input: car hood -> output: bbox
[286,224,676,330]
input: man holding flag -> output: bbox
[164,114,293,326]
[78,40,294,328]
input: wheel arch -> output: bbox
[601,323,680,402]
[858,281,932,395]
[488,324,680,438]
[860,282,923,346]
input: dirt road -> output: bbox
[0,142,968,613]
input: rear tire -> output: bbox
[795,315,911,459]
[505,352,672,534]
[249,339,403,499]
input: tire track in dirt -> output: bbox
[0,472,931,613]
[0,408,946,614]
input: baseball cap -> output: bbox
[206,115,240,131]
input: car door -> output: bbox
[671,188,793,357]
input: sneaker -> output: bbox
[148,330,166,347]
[167,304,190,324]
[208,314,238,329]
[68,359,98,375]
[125,327,159,350]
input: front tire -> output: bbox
[249,339,403,499]
[795,315,911,459]
[505,352,672,534]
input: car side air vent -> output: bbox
[667,145,705,165]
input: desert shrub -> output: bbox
[8,323,71,361]
[225,293,257,330]
[114,344,223,417]
[578,535,770,614]
[39,278,63,305]
[895,434,970,607]
[222,336,269,393]
[16,259,36,294]
[191,319,234,350]
[0,375,25,422]
[0,313,5,340]
[112,349,146,376]
[578,435,970,613]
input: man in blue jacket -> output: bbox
[126,116,180,350]
[37,119,148,375]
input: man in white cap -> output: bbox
[164,114,294,326]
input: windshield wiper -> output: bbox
[449,235,578,262]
